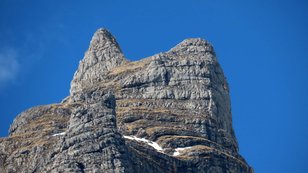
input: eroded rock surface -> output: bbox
[0,28,253,173]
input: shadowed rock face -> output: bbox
[0,28,253,173]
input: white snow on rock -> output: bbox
[123,135,164,152]
[123,135,194,156]
[173,146,192,156]
[52,132,66,137]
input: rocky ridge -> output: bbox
[0,28,253,173]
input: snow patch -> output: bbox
[52,132,66,137]
[123,135,164,152]
[173,146,192,156]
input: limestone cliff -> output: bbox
[0,28,253,173]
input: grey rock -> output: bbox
[70,28,128,95]
[44,89,132,173]
[0,28,253,173]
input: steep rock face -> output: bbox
[0,28,253,173]
[44,89,132,173]
[1,104,72,173]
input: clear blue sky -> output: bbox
[0,0,307,172]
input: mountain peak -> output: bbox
[0,28,253,173]
[69,28,127,95]
[169,38,215,54]
[89,28,121,51]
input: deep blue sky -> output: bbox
[0,0,307,172]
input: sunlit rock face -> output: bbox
[0,28,253,173]
[70,28,128,95]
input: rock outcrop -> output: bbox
[0,28,253,173]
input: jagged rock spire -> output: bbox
[70,28,127,95]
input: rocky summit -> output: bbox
[0,28,253,173]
